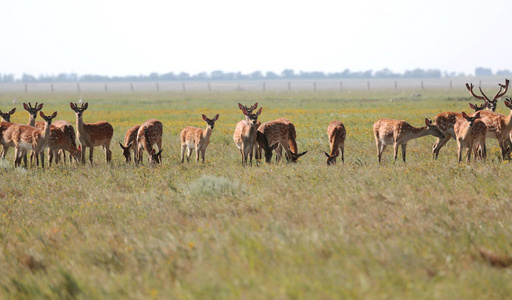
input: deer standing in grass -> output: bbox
[119,125,141,163]
[432,80,509,159]
[136,120,163,166]
[374,118,444,163]
[454,112,487,163]
[10,111,57,167]
[70,102,114,165]
[47,126,82,166]
[180,114,219,163]
[233,103,262,166]
[257,118,308,163]
[324,120,346,166]
[0,108,15,122]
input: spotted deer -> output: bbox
[180,114,219,163]
[0,108,16,122]
[233,103,262,166]
[374,118,444,163]
[466,79,509,112]
[70,102,114,165]
[454,112,487,163]
[324,120,346,166]
[119,125,141,163]
[10,111,57,167]
[257,118,307,163]
[136,120,163,165]
[48,126,82,166]
[238,102,262,160]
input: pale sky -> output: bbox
[1,0,511,78]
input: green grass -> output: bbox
[0,89,511,299]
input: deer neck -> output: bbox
[409,126,431,139]
[76,115,86,136]
[39,121,52,144]
[502,110,512,133]
[203,125,213,139]
[28,115,36,127]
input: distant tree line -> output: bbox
[0,67,509,83]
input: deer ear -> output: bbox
[238,103,244,110]
[461,111,468,119]
[51,111,57,118]
[156,149,163,155]
[9,108,15,114]
[474,111,481,118]
[425,118,431,126]
[324,152,330,158]
[70,102,75,110]
[213,114,219,121]
[37,103,44,110]
[39,111,45,118]
[202,114,207,121]
[469,103,476,109]
[256,107,263,115]
[118,141,124,149]
[23,103,29,111]
[83,103,88,110]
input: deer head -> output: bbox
[0,108,16,122]
[461,111,481,127]
[238,102,258,114]
[504,98,512,110]
[149,148,163,165]
[70,102,89,118]
[256,131,278,163]
[118,141,133,162]
[425,118,445,139]
[241,106,262,126]
[23,102,43,120]
[324,150,340,166]
[202,114,219,129]
[466,79,509,112]
[287,150,308,163]
[40,111,58,125]
[469,102,489,112]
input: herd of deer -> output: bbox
[0,79,509,168]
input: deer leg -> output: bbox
[457,141,463,164]
[195,147,200,162]
[393,143,399,163]
[432,135,451,160]
[201,149,206,163]
[89,147,94,165]
[49,149,54,167]
[80,144,86,164]
[275,145,283,163]
[401,144,407,163]
[181,144,186,163]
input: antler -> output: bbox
[492,79,509,101]
[466,83,488,101]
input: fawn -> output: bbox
[180,114,219,163]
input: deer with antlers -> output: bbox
[180,114,219,163]
[454,112,487,163]
[257,118,308,163]
[119,125,141,163]
[10,111,57,168]
[136,120,163,166]
[70,102,114,165]
[234,103,262,166]
[324,120,346,166]
[374,118,444,163]
[466,79,509,112]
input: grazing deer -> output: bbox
[136,119,163,165]
[50,120,77,164]
[48,127,82,166]
[0,108,16,122]
[180,114,219,163]
[119,125,141,163]
[10,111,57,167]
[374,118,445,163]
[257,118,308,163]
[324,120,346,166]
[454,112,487,163]
[70,102,114,165]
[466,79,509,112]
[233,103,262,166]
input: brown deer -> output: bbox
[136,119,163,165]
[233,103,262,166]
[119,125,141,163]
[466,79,509,112]
[454,112,487,163]
[10,111,57,167]
[70,102,114,165]
[374,118,445,163]
[180,114,219,163]
[324,120,346,166]
[257,118,307,163]
[47,127,82,166]
[0,108,15,122]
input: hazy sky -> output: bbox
[1,0,511,78]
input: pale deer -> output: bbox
[136,119,163,165]
[119,125,141,163]
[454,112,487,163]
[180,114,219,163]
[0,108,15,122]
[257,118,307,163]
[374,118,445,163]
[11,111,57,168]
[233,103,262,166]
[70,102,114,165]
[324,120,346,166]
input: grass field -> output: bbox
[1,89,511,299]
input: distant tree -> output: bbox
[375,68,399,78]
[475,67,493,76]
[265,71,279,79]
[193,72,209,80]
[149,72,160,81]
[176,72,190,80]
[281,69,295,78]
[211,70,224,80]
[250,71,264,80]
[495,69,511,76]
[21,73,36,82]
[161,72,175,80]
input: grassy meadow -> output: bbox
[1,88,512,299]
